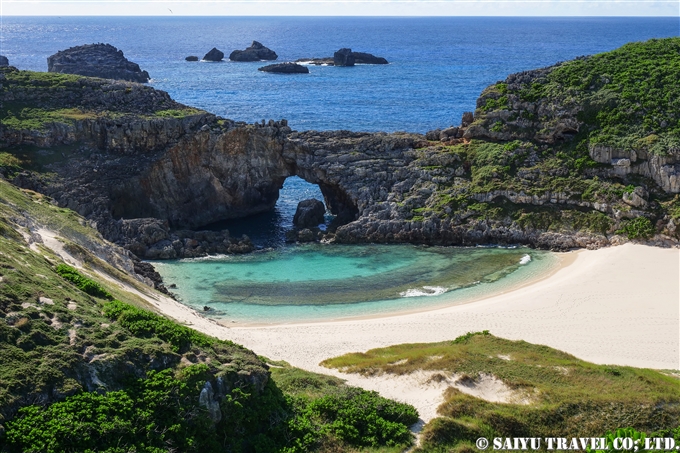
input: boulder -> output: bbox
[293,199,326,228]
[185,55,199,61]
[229,41,277,62]
[258,63,309,74]
[333,48,355,67]
[202,48,224,62]
[352,51,388,64]
[462,111,474,126]
[47,43,150,83]
[425,129,441,141]
[0,56,8,67]
[440,127,459,140]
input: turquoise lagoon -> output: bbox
[152,244,558,324]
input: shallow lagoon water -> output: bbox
[153,244,558,324]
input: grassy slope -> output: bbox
[0,179,418,453]
[322,332,680,452]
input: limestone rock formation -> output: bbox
[0,56,8,67]
[47,43,150,83]
[333,48,355,66]
[293,199,326,228]
[229,41,277,62]
[185,55,199,61]
[202,47,224,62]
[258,63,309,74]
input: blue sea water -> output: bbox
[2,16,678,132]
[3,17,677,320]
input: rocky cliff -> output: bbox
[47,43,151,83]
[2,38,680,258]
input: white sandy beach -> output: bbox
[78,241,679,423]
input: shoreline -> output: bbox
[212,248,577,328]
[137,243,679,422]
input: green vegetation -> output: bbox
[155,108,204,118]
[55,264,113,299]
[0,178,417,453]
[322,333,680,452]
[616,216,655,239]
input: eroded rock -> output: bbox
[293,199,325,228]
[47,43,150,83]
[229,41,277,62]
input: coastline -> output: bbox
[140,243,679,422]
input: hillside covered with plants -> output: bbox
[0,179,418,453]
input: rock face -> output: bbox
[0,56,8,67]
[47,43,150,83]
[258,63,309,74]
[333,48,355,66]
[293,199,326,228]
[229,41,277,62]
[352,51,388,64]
[202,48,224,62]
[185,55,199,61]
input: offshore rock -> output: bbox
[297,50,387,66]
[333,48,355,66]
[258,63,309,74]
[0,56,8,67]
[47,43,150,83]
[229,41,277,62]
[293,199,325,228]
[185,55,199,61]
[352,51,388,64]
[202,47,224,62]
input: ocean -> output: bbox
[3,16,677,320]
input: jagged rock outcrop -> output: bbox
[47,43,150,83]
[293,199,325,228]
[202,47,224,62]
[297,50,388,66]
[258,63,309,74]
[229,41,277,62]
[333,48,355,66]
[0,56,8,67]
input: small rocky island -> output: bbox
[229,41,278,62]
[185,55,199,61]
[297,48,388,66]
[47,43,150,83]
[258,62,309,74]
[202,47,224,62]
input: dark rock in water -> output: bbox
[295,57,334,66]
[0,56,8,67]
[203,306,213,312]
[258,63,309,74]
[297,228,316,242]
[293,199,326,228]
[229,41,278,62]
[352,51,388,64]
[203,48,224,62]
[185,55,199,61]
[47,43,150,83]
[333,48,355,67]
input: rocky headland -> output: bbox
[2,38,680,263]
[46,43,150,83]
[229,41,277,62]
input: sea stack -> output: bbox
[47,43,150,83]
[258,63,309,74]
[333,48,355,66]
[229,41,278,62]
[202,48,224,62]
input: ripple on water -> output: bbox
[152,244,559,324]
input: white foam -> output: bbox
[399,286,448,298]
[519,254,531,265]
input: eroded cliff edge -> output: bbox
[2,37,679,259]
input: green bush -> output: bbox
[54,264,113,299]
[616,216,655,239]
